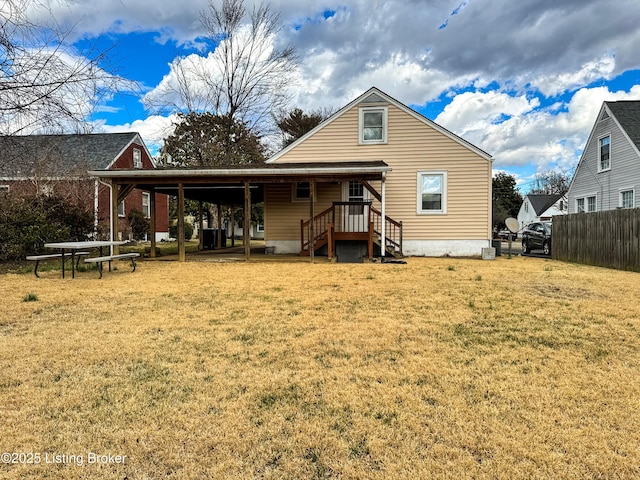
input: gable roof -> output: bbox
[526,194,563,216]
[0,132,148,178]
[267,87,492,163]
[605,100,640,151]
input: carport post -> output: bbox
[309,180,315,263]
[150,189,157,257]
[244,182,251,260]
[217,203,223,249]
[198,201,204,251]
[178,183,185,262]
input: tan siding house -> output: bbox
[264,87,493,257]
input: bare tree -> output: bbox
[0,0,129,136]
[529,170,571,195]
[144,0,298,136]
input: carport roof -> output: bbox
[88,161,390,205]
[88,160,390,184]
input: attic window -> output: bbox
[598,135,610,172]
[359,106,388,144]
[133,148,142,169]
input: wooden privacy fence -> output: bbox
[552,209,640,271]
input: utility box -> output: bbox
[482,247,496,260]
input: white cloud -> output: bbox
[434,85,640,174]
[96,114,178,155]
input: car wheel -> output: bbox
[543,241,550,256]
[522,241,530,254]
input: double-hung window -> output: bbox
[577,195,597,213]
[142,192,150,218]
[417,171,447,214]
[598,135,610,172]
[620,189,634,209]
[359,107,387,144]
[133,148,142,169]
[118,200,125,217]
[292,182,313,202]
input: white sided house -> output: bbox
[517,194,567,232]
[264,87,493,257]
[568,100,640,213]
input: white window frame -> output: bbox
[576,197,585,213]
[598,134,611,172]
[619,188,635,209]
[417,171,447,215]
[118,200,125,217]
[142,192,151,218]
[0,185,8,193]
[133,148,142,169]
[291,182,316,202]
[587,195,597,212]
[359,106,388,145]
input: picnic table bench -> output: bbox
[26,252,90,278]
[84,253,140,278]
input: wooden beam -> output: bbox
[362,180,382,202]
[178,183,185,262]
[117,183,136,204]
[244,182,251,260]
[150,189,157,258]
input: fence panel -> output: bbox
[552,209,640,271]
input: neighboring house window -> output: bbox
[142,192,150,218]
[620,189,634,209]
[598,135,610,172]
[417,171,447,214]
[577,196,597,212]
[133,148,142,168]
[524,202,528,213]
[118,200,125,217]
[0,185,8,195]
[256,223,264,232]
[359,106,388,144]
[559,200,564,211]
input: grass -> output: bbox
[1,256,640,478]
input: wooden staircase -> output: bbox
[300,202,402,258]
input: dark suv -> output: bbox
[522,222,552,255]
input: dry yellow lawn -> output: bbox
[1,256,640,479]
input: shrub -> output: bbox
[0,194,93,261]
[169,222,194,241]
[128,209,150,241]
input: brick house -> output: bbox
[0,133,169,241]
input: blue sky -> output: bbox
[26,0,640,193]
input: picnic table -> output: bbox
[43,241,128,278]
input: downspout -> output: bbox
[93,179,99,239]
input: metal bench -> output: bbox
[84,253,140,278]
[26,252,90,278]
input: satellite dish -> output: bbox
[505,217,519,233]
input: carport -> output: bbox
[88,161,391,262]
